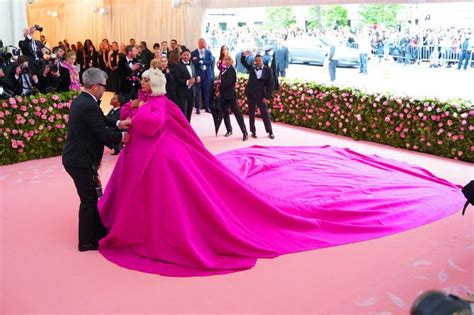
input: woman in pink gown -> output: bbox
[98,67,465,277]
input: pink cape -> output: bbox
[98,95,464,277]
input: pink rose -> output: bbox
[52,95,59,101]
[0,111,4,118]
[32,99,39,104]
[48,115,55,123]
[8,97,16,105]
[11,139,18,148]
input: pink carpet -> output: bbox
[1,109,473,314]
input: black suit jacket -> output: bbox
[105,107,121,132]
[118,56,138,93]
[18,37,44,63]
[240,54,274,100]
[174,60,196,98]
[62,92,122,168]
[163,66,177,102]
[220,66,237,100]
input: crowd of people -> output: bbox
[205,24,473,69]
[1,25,283,142]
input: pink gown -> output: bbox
[98,95,465,277]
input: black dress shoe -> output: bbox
[243,133,248,141]
[195,109,201,115]
[78,243,99,252]
[224,131,232,137]
[269,133,275,139]
[205,109,211,113]
[251,132,257,138]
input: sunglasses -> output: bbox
[96,83,107,88]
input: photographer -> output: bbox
[38,46,71,93]
[118,45,142,101]
[18,25,45,74]
[10,55,40,96]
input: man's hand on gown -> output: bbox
[118,117,132,129]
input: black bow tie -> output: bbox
[184,62,190,66]
[256,67,262,71]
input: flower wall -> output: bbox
[236,78,473,162]
[0,92,79,165]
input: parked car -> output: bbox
[286,37,360,68]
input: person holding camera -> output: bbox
[10,55,40,96]
[118,45,142,101]
[18,25,45,74]
[38,46,71,93]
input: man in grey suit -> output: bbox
[274,39,289,77]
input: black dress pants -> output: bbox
[64,166,108,245]
[222,97,247,134]
[248,97,272,134]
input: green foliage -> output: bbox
[0,92,79,165]
[265,7,297,31]
[323,5,348,28]
[306,5,322,30]
[358,4,401,27]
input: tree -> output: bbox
[358,4,401,27]
[306,5,322,30]
[265,7,297,31]
[323,5,348,28]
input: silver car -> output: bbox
[287,37,360,68]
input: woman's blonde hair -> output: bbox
[150,58,162,70]
[141,68,166,96]
[65,51,76,61]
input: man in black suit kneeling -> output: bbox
[62,68,131,252]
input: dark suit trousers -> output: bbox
[222,97,247,134]
[177,92,194,122]
[248,98,272,134]
[194,78,212,111]
[64,166,108,245]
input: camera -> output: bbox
[0,40,21,65]
[21,63,30,75]
[34,24,43,32]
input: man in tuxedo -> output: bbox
[174,49,198,122]
[106,94,126,155]
[18,26,44,74]
[191,38,215,114]
[62,68,131,252]
[118,45,142,101]
[241,51,275,139]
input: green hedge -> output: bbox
[0,92,79,165]
[236,77,473,162]
[0,79,472,165]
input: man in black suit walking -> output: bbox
[174,49,199,122]
[241,51,275,139]
[62,68,131,252]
